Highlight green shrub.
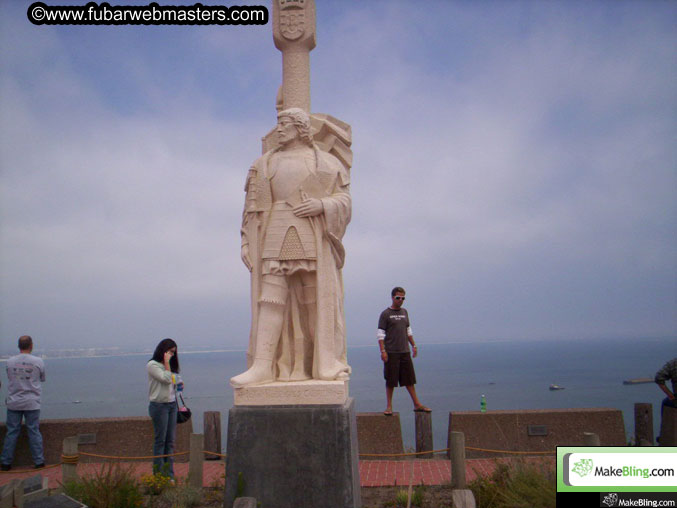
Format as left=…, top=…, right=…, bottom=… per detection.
left=392, top=485, right=425, bottom=507
left=469, top=460, right=555, bottom=508
left=411, top=485, right=425, bottom=506
left=140, top=471, right=174, bottom=496
left=159, top=484, right=203, bottom=508
left=62, top=462, right=144, bottom=508
left=203, top=470, right=226, bottom=505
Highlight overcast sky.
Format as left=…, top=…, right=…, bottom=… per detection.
left=1, top=0, right=675, bottom=352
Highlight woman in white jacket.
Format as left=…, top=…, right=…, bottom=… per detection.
left=147, top=338, right=183, bottom=477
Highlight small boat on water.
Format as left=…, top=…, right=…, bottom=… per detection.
left=549, top=384, right=565, bottom=391
left=73, top=400, right=82, bottom=404
left=623, top=378, right=653, bottom=385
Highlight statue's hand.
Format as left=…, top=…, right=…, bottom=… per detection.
left=241, top=244, right=253, bottom=272
left=293, top=198, right=323, bottom=218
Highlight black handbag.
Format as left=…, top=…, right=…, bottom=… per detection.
left=176, top=392, right=191, bottom=424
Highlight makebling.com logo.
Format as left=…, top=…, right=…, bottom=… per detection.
left=571, top=460, right=619, bottom=507
left=572, top=458, right=594, bottom=477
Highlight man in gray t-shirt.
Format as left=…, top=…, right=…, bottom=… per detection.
left=377, top=287, right=430, bottom=416
left=1, top=335, right=46, bottom=470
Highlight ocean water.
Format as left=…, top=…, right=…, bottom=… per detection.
left=1, top=337, right=674, bottom=450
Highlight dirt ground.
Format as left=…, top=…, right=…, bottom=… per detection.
left=195, top=485, right=456, bottom=507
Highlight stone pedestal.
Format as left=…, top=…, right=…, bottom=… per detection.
left=233, top=379, right=349, bottom=406
left=224, top=397, right=361, bottom=508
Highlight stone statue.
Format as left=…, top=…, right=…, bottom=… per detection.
left=230, top=107, right=351, bottom=388
left=224, top=4, right=361, bottom=506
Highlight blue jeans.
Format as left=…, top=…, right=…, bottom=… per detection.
left=1, top=409, right=44, bottom=466
left=148, top=401, right=177, bottom=476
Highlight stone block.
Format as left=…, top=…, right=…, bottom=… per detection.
left=0, top=481, right=17, bottom=508
left=415, top=411, right=433, bottom=459
left=203, top=411, right=222, bottom=460
left=22, top=475, right=43, bottom=494
left=233, top=498, right=257, bottom=508
left=23, top=476, right=49, bottom=505
left=225, top=398, right=361, bottom=508
left=447, top=408, right=625, bottom=459
left=452, top=489, right=476, bottom=508
left=24, top=494, right=86, bottom=508
left=356, top=412, right=404, bottom=460
left=634, top=402, right=653, bottom=445
left=23, top=483, right=49, bottom=505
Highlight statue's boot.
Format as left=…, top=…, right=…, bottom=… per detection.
left=230, top=301, right=284, bottom=388
left=229, top=357, right=274, bottom=388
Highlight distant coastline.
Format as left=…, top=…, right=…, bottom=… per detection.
left=1, top=335, right=672, bottom=361
left=0, top=338, right=586, bottom=361
left=0, top=347, right=248, bottom=362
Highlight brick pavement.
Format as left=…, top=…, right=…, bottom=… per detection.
left=359, top=459, right=451, bottom=487
left=358, top=456, right=554, bottom=486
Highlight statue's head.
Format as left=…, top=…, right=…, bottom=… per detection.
left=277, top=107, right=313, bottom=145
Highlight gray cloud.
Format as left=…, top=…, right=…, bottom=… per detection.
left=1, top=1, right=675, bottom=351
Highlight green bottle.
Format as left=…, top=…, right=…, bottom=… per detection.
left=480, top=394, right=487, bottom=413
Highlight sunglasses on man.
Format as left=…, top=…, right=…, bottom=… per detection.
left=394, top=296, right=405, bottom=301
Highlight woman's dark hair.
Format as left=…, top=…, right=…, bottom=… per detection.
left=151, top=338, right=180, bottom=373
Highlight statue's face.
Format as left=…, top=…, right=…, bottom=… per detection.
left=277, top=116, right=300, bottom=145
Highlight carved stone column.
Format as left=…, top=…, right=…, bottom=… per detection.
left=272, top=0, right=316, bottom=112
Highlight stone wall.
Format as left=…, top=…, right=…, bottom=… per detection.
left=1, top=407, right=635, bottom=466
left=447, top=408, right=626, bottom=459
left=0, top=417, right=193, bottom=467
left=0, top=412, right=400, bottom=467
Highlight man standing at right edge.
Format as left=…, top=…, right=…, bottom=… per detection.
left=654, top=357, right=677, bottom=443
left=378, top=287, right=430, bottom=416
